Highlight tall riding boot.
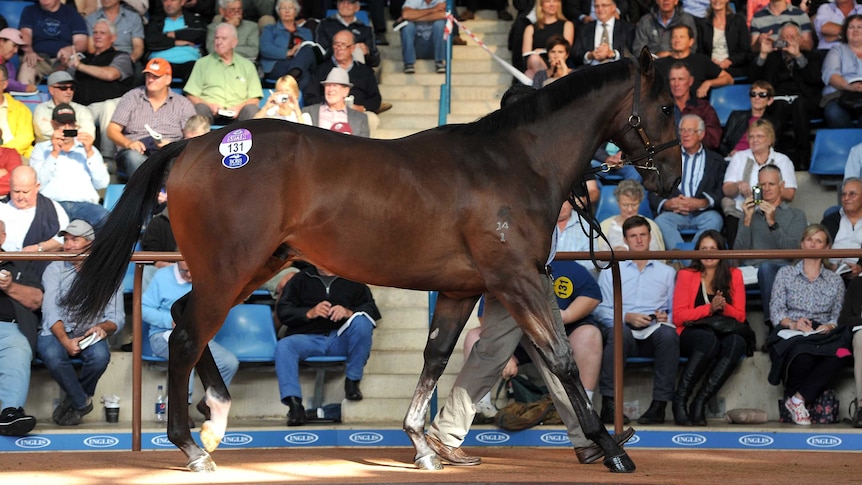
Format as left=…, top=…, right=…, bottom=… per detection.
left=672, top=351, right=711, bottom=426
left=689, top=356, right=738, bottom=426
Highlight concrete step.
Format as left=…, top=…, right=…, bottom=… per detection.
left=382, top=31, right=509, bottom=48
left=379, top=84, right=505, bottom=101
left=365, top=350, right=467, bottom=375
left=375, top=113, right=484, bottom=130
left=369, top=286, right=427, bottom=309
left=373, top=127, right=424, bottom=140
left=379, top=43, right=509, bottom=60
left=381, top=58, right=508, bottom=74
left=378, top=307, right=431, bottom=329
left=382, top=71, right=512, bottom=86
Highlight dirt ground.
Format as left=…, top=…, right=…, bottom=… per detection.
left=2, top=447, right=861, bottom=485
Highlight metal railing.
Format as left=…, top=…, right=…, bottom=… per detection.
left=11, top=247, right=859, bottom=449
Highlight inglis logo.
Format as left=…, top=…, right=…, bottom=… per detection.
left=284, top=432, right=319, bottom=445
left=222, top=153, right=249, bottom=169
left=671, top=433, right=707, bottom=446
left=626, top=434, right=641, bottom=445
left=220, top=433, right=253, bottom=446
left=150, top=435, right=174, bottom=447
left=14, top=436, right=50, bottom=449
left=539, top=432, right=570, bottom=445
left=349, top=432, right=383, bottom=444
left=739, top=435, right=774, bottom=447
left=475, top=432, right=510, bottom=444
left=84, top=436, right=120, bottom=448
left=806, top=435, right=842, bottom=448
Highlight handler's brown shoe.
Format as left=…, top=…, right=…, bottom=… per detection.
left=574, top=427, right=635, bottom=464
left=426, top=435, right=481, bottom=466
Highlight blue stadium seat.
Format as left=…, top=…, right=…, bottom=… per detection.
left=809, top=129, right=862, bottom=177
left=213, top=304, right=278, bottom=362
left=102, top=183, right=125, bottom=211
left=140, top=319, right=168, bottom=362
left=823, top=205, right=840, bottom=219
left=708, top=84, right=751, bottom=127
left=593, top=184, right=652, bottom=222
left=0, top=1, right=30, bottom=28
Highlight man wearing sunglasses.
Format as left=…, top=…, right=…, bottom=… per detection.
left=32, top=71, right=96, bottom=145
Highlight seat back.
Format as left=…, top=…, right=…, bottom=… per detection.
left=809, top=129, right=862, bottom=176
left=593, top=184, right=652, bottom=222
left=0, top=1, right=30, bottom=28
left=708, top=84, right=752, bottom=126
left=213, top=304, right=278, bottom=362
left=102, top=183, right=125, bottom=211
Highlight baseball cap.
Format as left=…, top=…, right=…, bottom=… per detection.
left=52, top=103, right=77, bottom=124
left=59, top=220, right=95, bottom=241
left=47, top=71, right=76, bottom=87
left=330, top=122, right=352, bottom=134
left=143, top=58, right=172, bottom=77
left=0, top=28, right=24, bottom=45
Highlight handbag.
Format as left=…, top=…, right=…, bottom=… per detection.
left=838, top=90, right=862, bottom=113
left=778, top=389, right=840, bottom=424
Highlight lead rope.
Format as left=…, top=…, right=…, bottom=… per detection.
left=566, top=179, right=616, bottom=272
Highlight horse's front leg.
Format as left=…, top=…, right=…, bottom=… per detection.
left=403, top=293, right=478, bottom=471
left=500, top=276, right=635, bottom=473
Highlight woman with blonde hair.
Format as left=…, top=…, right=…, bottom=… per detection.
left=598, top=180, right=665, bottom=252
left=522, top=0, right=574, bottom=81
left=254, top=75, right=311, bottom=125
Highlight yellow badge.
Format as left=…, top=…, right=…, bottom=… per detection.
left=554, top=276, right=573, bottom=299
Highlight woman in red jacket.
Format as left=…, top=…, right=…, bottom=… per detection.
left=672, top=230, right=747, bottom=425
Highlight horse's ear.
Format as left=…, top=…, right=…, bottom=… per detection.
left=638, top=47, right=654, bottom=73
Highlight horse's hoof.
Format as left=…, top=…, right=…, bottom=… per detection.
left=199, top=421, right=223, bottom=453
left=603, top=453, right=636, bottom=473
left=187, top=454, right=217, bottom=473
left=414, top=453, right=443, bottom=471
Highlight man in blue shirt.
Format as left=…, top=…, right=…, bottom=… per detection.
left=595, top=216, right=679, bottom=425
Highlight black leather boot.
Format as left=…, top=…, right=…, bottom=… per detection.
left=285, top=396, right=306, bottom=426
left=345, top=378, right=363, bottom=401
left=637, top=400, right=667, bottom=424
left=600, top=396, right=630, bottom=425
left=690, top=356, right=738, bottom=426
left=672, top=351, right=711, bottom=426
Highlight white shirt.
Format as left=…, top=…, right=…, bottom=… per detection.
left=0, top=199, right=70, bottom=251
left=29, top=140, right=110, bottom=204
left=585, top=18, right=620, bottom=65
left=723, top=147, right=797, bottom=210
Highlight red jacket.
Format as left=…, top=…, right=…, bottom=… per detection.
left=673, top=267, right=746, bottom=335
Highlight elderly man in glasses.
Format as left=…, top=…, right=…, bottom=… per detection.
left=33, top=71, right=96, bottom=146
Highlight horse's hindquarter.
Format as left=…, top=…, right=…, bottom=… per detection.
left=168, top=123, right=555, bottom=293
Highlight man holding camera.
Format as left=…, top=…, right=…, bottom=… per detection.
left=33, top=72, right=96, bottom=146
left=733, top=165, right=807, bottom=319
left=28, top=104, right=110, bottom=231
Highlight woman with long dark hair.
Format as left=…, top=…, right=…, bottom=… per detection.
left=672, top=230, right=748, bottom=425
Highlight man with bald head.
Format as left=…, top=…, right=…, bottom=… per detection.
left=0, top=166, right=70, bottom=268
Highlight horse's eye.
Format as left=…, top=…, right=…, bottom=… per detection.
left=660, top=105, right=673, bottom=117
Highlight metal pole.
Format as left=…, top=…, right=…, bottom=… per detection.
left=611, top=263, right=623, bottom=435
left=132, top=263, right=143, bottom=451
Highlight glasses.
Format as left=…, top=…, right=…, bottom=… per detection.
left=749, top=91, right=770, bottom=98
left=224, top=7, right=242, bottom=13
left=841, top=191, right=860, bottom=198
left=619, top=202, right=640, bottom=209
left=679, top=128, right=702, bottom=135
left=332, top=42, right=354, bottom=49
left=53, top=85, right=75, bottom=91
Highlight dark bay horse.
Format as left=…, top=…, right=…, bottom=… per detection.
left=63, top=49, right=680, bottom=474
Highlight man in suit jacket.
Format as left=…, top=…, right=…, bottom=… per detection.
left=648, top=114, right=725, bottom=250
left=301, top=67, right=370, bottom=137
left=571, top=0, right=634, bottom=67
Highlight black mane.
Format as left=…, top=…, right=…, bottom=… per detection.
left=454, top=58, right=637, bottom=137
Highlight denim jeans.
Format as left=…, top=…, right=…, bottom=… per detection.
left=758, top=261, right=787, bottom=318
left=654, top=209, right=723, bottom=250
left=115, top=148, right=148, bottom=178
left=824, top=99, right=862, bottom=128
left=0, top=322, right=32, bottom=409
left=274, top=313, right=375, bottom=402
left=58, top=201, right=110, bottom=232
left=267, top=45, right=319, bottom=92
left=37, top=333, right=111, bottom=410
left=149, top=332, right=239, bottom=403
left=400, top=20, right=446, bottom=64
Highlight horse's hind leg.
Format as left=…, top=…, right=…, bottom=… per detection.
left=499, top=276, right=635, bottom=473
left=194, top=344, right=232, bottom=454
left=403, top=293, right=478, bottom=470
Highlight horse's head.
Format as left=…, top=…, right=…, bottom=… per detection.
left=612, top=48, right=682, bottom=197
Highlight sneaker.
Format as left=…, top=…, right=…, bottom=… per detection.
left=435, top=61, right=446, bottom=74
left=403, top=63, right=415, bottom=74
left=0, top=407, right=37, bottom=436
left=475, top=393, right=497, bottom=419
left=784, top=398, right=811, bottom=425
left=57, top=399, right=94, bottom=426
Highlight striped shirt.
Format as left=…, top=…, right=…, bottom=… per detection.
left=750, top=5, right=812, bottom=38
left=110, top=87, right=196, bottom=144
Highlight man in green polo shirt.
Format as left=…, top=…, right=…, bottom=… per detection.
left=183, top=22, right=262, bottom=125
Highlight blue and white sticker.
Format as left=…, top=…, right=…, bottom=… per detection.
left=220, top=128, right=252, bottom=169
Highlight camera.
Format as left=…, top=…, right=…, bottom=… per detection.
left=774, top=40, right=788, bottom=49
left=276, top=94, right=290, bottom=104
left=63, top=129, right=78, bottom=138
left=752, top=185, right=763, bottom=205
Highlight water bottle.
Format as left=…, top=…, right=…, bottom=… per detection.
left=155, top=385, right=166, bottom=423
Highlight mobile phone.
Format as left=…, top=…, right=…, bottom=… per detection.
left=752, top=185, right=763, bottom=205
left=774, top=40, right=788, bottom=50
left=63, top=129, right=78, bottom=138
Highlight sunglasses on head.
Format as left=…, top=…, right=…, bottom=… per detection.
left=749, top=91, right=770, bottom=98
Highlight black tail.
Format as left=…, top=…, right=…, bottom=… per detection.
left=61, top=139, right=191, bottom=323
